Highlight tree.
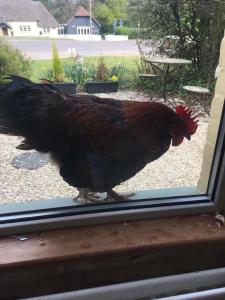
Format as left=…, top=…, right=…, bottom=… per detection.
left=133, top=0, right=225, bottom=83
left=52, top=42, right=64, bottom=82
left=106, top=0, right=128, bottom=21
left=93, top=3, right=114, bottom=33
left=92, top=0, right=128, bottom=33
left=37, top=0, right=86, bottom=23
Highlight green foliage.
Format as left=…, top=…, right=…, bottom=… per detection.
left=116, top=27, right=138, bottom=39
left=96, top=57, right=109, bottom=81
left=0, top=38, right=31, bottom=77
left=52, top=42, right=64, bottom=82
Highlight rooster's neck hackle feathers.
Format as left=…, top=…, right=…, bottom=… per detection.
left=123, top=102, right=175, bottom=122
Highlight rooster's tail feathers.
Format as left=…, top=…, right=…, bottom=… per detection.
left=0, top=75, right=66, bottom=150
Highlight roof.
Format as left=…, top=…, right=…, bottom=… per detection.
left=75, top=6, right=90, bottom=17
left=0, top=0, right=59, bottom=27
left=67, top=6, right=101, bottom=27
left=0, top=22, right=12, bottom=29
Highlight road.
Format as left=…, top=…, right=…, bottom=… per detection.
left=8, top=39, right=139, bottom=60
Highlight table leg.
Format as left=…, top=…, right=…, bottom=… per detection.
left=162, top=64, right=170, bottom=102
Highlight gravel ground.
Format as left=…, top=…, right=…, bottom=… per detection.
left=0, top=91, right=209, bottom=204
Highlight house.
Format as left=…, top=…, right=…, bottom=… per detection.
left=0, top=2, right=102, bottom=40
left=0, top=0, right=59, bottom=37
left=66, top=6, right=101, bottom=37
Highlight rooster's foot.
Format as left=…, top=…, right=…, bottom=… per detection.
left=105, top=190, right=135, bottom=202
left=74, top=188, right=102, bottom=204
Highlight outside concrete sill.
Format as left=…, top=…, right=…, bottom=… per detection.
left=1, top=214, right=225, bottom=299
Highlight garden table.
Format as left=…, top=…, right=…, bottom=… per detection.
left=145, top=57, right=192, bottom=103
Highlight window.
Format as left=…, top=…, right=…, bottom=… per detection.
left=58, top=26, right=65, bottom=35
left=77, top=26, right=90, bottom=35
left=19, top=25, right=31, bottom=32
left=1, top=2, right=225, bottom=235
left=43, top=27, right=50, bottom=33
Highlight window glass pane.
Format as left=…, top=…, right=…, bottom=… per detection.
left=0, top=1, right=224, bottom=212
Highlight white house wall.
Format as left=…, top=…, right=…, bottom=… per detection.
left=42, top=27, right=59, bottom=38
left=8, top=21, right=40, bottom=36
left=7, top=21, right=59, bottom=37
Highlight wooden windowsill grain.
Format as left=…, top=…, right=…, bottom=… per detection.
left=1, top=214, right=225, bottom=299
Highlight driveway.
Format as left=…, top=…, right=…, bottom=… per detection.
left=8, top=38, right=139, bottom=60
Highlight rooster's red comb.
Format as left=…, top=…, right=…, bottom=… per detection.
left=176, top=105, right=198, bottom=135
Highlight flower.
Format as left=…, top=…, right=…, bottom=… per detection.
left=111, top=75, right=119, bottom=81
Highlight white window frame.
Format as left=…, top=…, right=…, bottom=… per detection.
left=58, top=27, right=65, bottom=35
left=43, top=27, right=50, bottom=33
left=19, top=25, right=31, bottom=32
left=77, top=26, right=90, bottom=35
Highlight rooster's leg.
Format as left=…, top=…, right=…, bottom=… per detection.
left=106, top=189, right=135, bottom=202
left=74, top=188, right=102, bottom=204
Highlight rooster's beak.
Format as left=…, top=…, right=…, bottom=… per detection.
left=185, top=134, right=191, bottom=141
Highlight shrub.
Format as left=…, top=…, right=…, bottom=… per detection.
left=43, top=68, right=54, bottom=81
left=86, top=63, right=97, bottom=81
left=96, top=57, right=109, bottom=81
left=64, top=63, right=87, bottom=88
left=52, top=42, right=64, bottom=81
left=109, top=63, right=128, bottom=88
left=64, top=61, right=97, bottom=90
left=0, top=38, right=31, bottom=77
left=115, top=27, right=138, bottom=39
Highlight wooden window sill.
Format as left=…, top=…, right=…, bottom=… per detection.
left=1, top=214, right=225, bottom=299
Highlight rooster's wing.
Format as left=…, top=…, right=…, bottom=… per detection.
left=59, top=95, right=171, bottom=192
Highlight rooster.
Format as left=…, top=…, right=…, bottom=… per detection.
left=0, top=76, right=198, bottom=203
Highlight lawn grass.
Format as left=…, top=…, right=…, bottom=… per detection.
left=30, top=56, right=139, bottom=82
